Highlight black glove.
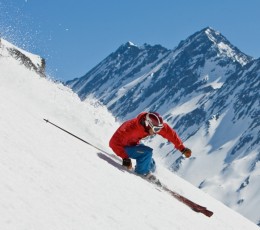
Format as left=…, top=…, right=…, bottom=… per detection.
left=181, top=147, right=192, bottom=158
left=122, top=158, right=132, bottom=169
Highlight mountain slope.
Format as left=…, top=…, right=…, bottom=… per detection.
left=67, top=41, right=172, bottom=117
left=0, top=40, right=259, bottom=229
left=66, top=27, right=260, bottom=225
left=0, top=38, right=45, bottom=77
left=67, top=27, right=252, bottom=119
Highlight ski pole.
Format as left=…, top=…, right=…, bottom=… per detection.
left=43, top=118, right=109, bottom=154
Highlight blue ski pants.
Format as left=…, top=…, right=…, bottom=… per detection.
left=125, top=144, right=156, bottom=175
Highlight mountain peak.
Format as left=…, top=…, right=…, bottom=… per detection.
left=114, top=41, right=139, bottom=55
left=175, top=27, right=252, bottom=66
left=118, top=41, right=167, bottom=52
left=177, top=27, right=228, bottom=50
left=126, top=41, right=137, bottom=47
left=197, top=26, right=225, bottom=41
left=203, top=27, right=252, bottom=65
left=202, top=26, right=219, bottom=35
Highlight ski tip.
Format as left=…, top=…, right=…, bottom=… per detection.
left=43, top=118, right=49, bottom=123
left=193, top=207, right=214, bottom=217
left=204, top=210, right=214, bottom=217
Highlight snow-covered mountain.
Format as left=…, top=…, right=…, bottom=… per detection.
left=67, top=27, right=252, bottom=119
left=0, top=38, right=259, bottom=230
left=67, top=27, right=260, bottom=225
left=0, top=37, right=46, bottom=77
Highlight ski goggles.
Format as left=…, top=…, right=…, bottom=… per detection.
left=152, top=125, right=163, bottom=133
left=146, top=122, right=163, bottom=133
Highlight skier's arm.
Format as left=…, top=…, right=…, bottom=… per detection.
left=158, top=123, right=185, bottom=151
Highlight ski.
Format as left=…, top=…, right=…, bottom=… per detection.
left=139, top=173, right=213, bottom=217
left=160, top=184, right=213, bottom=217
left=97, top=152, right=214, bottom=217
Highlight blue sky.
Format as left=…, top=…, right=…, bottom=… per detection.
left=1, top=0, right=260, bottom=81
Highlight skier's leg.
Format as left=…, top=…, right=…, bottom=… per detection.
left=125, top=145, right=156, bottom=175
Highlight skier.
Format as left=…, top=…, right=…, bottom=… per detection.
left=109, top=112, right=191, bottom=178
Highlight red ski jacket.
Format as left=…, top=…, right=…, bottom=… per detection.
left=109, top=112, right=185, bottom=159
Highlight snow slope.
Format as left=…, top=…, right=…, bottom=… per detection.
left=66, top=27, right=260, bottom=225
left=0, top=42, right=259, bottom=229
